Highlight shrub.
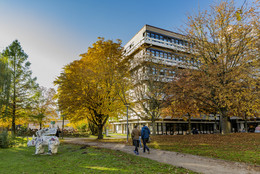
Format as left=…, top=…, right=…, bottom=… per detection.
left=17, top=126, right=29, bottom=136
left=0, top=131, right=10, bottom=148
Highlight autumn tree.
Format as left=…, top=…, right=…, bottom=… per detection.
left=55, top=38, right=125, bottom=139
left=2, top=40, right=38, bottom=134
left=129, top=52, right=168, bottom=135
left=174, top=0, right=260, bottom=133
left=30, top=87, right=57, bottom=129
left=164, top=70, right=201, bottom=134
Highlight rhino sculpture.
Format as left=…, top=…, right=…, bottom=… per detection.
left=27, top=128, right=60, bottom=155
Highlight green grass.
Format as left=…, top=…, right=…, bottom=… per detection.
left=92, top=133, right=260, bottom=165
left=0, top=143, right=196, bottom=174
left=144, top=133, right=260, bottom=165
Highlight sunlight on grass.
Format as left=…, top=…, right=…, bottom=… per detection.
left=84, top=166, right=124, bottom=172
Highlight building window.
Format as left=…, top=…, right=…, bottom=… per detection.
left=152, top=68, right=157, bottom=74
left=164, top=53, right=167, bottom=58
left=146, top=49, right=151, bottom=55
left=160, top=69, right=165, bottom=76
left=156, top=34, right=159, bottom=39
left=175, top=55, right=179, bottom=61
left=168, top=54, right=172, bottom=59
left=160, top=35, right=163, bottom=40
left=147, top=32, right=150, bottom=37
left=168, top=70, right=175, bottom=76
left=160, top=52, right=163, bottom=58
left=156, top=51, right=159, bottom=57
left=151, top=50, right=155, bottom=56
left=151, top=33, right=155, bottom=38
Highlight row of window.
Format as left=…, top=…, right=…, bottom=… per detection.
left=145, top=31, right=188, bottom=46
left=147, top=48, right=194, bottom=64
left=151, top=68, right=175, bottom=76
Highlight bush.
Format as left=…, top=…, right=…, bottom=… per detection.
left=0, top=131, right=24, bottom=148
left=17, top=126, right=29, bottom=136
left=0, top=131, right=10, bottom=148
left=77, top=123, right=87, bottom=133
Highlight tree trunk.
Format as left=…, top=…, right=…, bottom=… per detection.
left=188, top=113, right=191, bottom=135
left=12, top=56, right=16, bottom=136
left=221, top=109, right=231, bottom=134
left=12, top=102, right=16, bottom=135
left=97, top=125, right=103, bottom=139
left=151, top=114, right=156, bottom=135
left=244, top=113, right=248, bottom=133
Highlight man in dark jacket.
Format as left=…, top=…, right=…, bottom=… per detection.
left=131, top=125, right=141, bottom=155
left=141, top=124, right=150, bottom=154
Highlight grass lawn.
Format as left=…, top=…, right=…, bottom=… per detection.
left=89, top=133, right=260, bottom=165
left=0, top=143, right=196, bottom=174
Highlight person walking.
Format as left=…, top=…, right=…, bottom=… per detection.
left=56, top=127, right=61, bottom=137
left=131, top=125, right=141, bottom=155
left=141, top=124, right=150, bottom=154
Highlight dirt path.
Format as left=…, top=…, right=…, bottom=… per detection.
left=63, top=138, right=259, bottom=174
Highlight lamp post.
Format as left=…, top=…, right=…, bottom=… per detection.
left=62, top=114, right=65, bottom=139
left=125, top=103, right=130, bottom=142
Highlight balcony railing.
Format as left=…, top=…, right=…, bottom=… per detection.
left=144, top=37, right=186, bottom=52
left=124, top=36, right=187, bottom=56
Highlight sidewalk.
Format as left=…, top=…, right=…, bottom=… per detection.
left=63, top=138, right=260, bottom=174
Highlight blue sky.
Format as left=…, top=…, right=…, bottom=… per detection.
left=0, top=0, right=250, bottom=89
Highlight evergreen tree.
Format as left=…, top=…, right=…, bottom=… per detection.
left=0, top=55, right=11, bottom=119
left=2, top=40, right=38, bottom=135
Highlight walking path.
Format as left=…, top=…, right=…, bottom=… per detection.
left=63, top=138, right=260, bottom=174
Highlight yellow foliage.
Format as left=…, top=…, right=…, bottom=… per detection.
left=55, top=38, right=127, bottom=137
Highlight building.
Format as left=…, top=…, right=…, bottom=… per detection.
left=110, top=24, right=259, bottom=135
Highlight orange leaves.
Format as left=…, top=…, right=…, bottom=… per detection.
left=148, top=133, right=260, bottom=164
left=176, top=0, right=260, bottom=125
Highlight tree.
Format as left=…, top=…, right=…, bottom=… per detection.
left=2, top=40, right=38, bottom=135
left=55, top=38, right=125, bottom=139
left=129, top=54, right=168, bottom=135
left=0, top=55, right=11, bottom=119
left=176, top=0, right=260, bottom=134
left=30, top=87, right=57, bottom=129
left=164, top=70, right=201, bottom=134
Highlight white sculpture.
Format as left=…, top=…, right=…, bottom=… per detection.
left=27, top=128, right=60, bottom=155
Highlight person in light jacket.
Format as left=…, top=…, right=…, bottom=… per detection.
left=131, top=125, right=141, bottom=155
left=141, top=124, right=150, bottom=154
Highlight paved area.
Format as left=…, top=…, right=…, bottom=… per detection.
left=63, top=138, right=260, bottom=174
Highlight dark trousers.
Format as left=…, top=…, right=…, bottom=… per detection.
left=133, top=140, right=139, bottom=152
left=142, top=138, right=149, bottom=152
